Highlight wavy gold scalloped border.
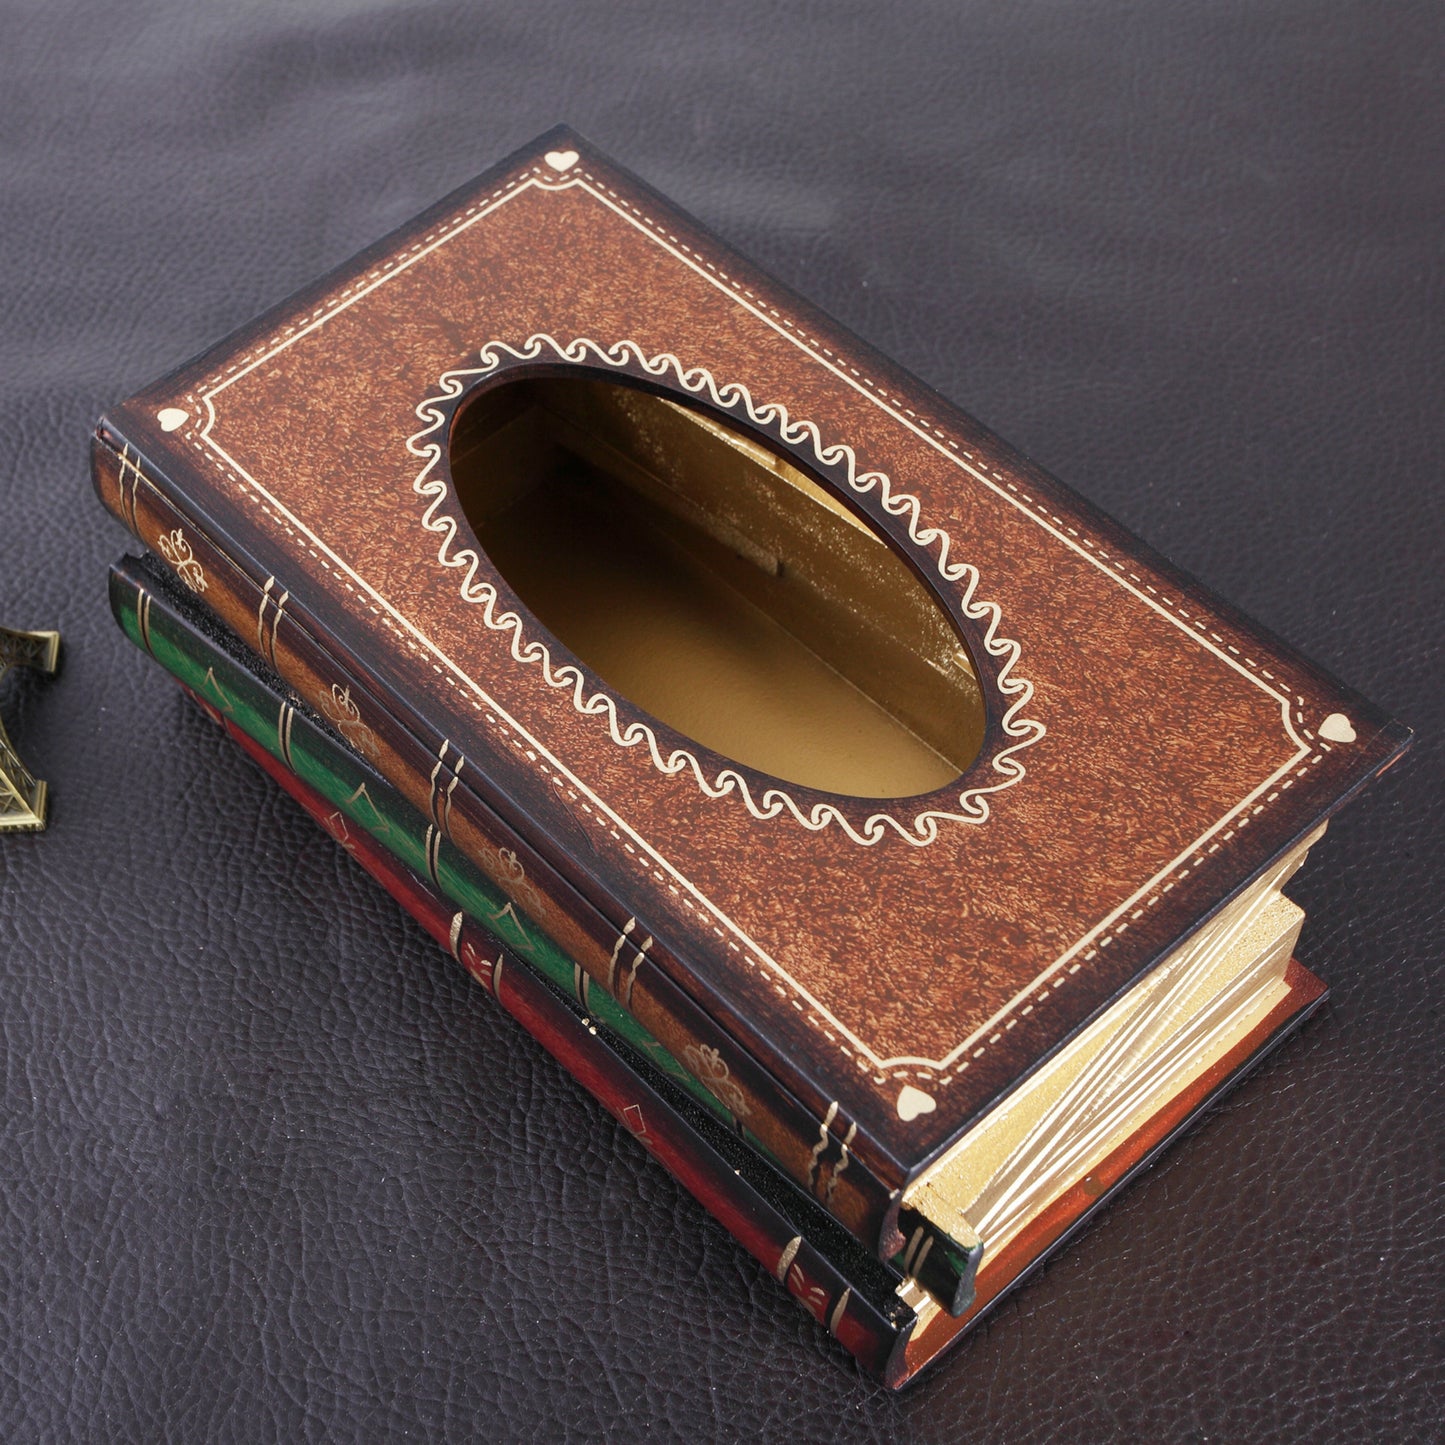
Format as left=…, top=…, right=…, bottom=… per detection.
left=406, top=335, right=1046, bottom=847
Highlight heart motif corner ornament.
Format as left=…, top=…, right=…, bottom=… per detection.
left=897, top=1084, right=937, bottom=1122
left=544, top=149, right=579, bottom=173
left=1319, top=712, right=1356, bottom=744
left=156, top=407, right=189, bottom=432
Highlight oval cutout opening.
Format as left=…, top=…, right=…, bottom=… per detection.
left=449, top=374, right=984, bottom=799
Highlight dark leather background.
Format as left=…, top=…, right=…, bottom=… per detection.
left=1, top=3, right=1439, bottom=1439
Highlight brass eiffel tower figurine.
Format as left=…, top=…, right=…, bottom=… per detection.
left=0, top=626, right=60, bottom=832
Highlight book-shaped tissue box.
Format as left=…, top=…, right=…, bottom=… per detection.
left=94, top=128, right=1409, bottom=1385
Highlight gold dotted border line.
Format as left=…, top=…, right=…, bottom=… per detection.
left=177, top=159, right=1335, bottom=1092
left=199, top=173, right=532, bottom=393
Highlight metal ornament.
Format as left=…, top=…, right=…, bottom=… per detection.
left=0, top=626, right=60, bottom=832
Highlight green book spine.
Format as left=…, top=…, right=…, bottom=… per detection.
left=111, top=556, right=720, bottom=1117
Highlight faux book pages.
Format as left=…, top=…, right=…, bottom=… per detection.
left=93, top=128, right=1409, bottom=1310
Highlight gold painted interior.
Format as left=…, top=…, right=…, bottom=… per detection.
left=904, top=827, right=1323, bottom=1275
left=449, top=376, right=985, bottom=798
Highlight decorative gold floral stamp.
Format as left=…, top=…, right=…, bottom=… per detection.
left=319, top=683, right=380, bottom=760
left=684, top=1043, right=751, bottom=1120
left=156, top=527, right=207, bottom=593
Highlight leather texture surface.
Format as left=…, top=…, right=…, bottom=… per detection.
left=1, top=3, right=1439, bottom=1439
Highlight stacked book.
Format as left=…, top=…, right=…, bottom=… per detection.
left=94, top=131, right=1408, bottom=1387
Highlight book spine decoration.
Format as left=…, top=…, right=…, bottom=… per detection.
left=94, top=430, right=902, bottom=1254
left=111, top=549, right=971, bottom=1320
left=108, top=558, right=916, bottom=1384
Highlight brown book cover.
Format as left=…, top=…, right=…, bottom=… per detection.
left=92, top=128, right=1409, bottom=1274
